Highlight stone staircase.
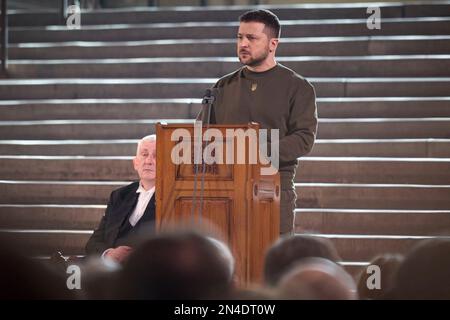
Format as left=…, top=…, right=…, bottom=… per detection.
left=1, top=1, right=450, bottom=278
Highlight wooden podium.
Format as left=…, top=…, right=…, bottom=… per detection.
left=155, top=123, right=280, bottom=284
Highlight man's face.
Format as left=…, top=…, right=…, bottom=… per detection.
left=237, top=21, right=271, bottom=67
left=133, top=139, right=156, bottom=182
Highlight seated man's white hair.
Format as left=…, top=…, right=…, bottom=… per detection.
left=136, top=134, right=156, bottom=155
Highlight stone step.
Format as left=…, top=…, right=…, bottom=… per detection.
left=0, top=229, right=91, bottom=256
left=0, top=204, right=104, bottom=229
left=4, top=205, right=447, bottom=238
left=0, top=100, right=200, bottom=120
left=8, top=56, right=450, bottom=78
left=0, top=156, right=135, bottom=181
left=296, top=183, right=450, bottom=210
left=296, top=158, right=450, bottom=184
left=10, top=36, right=450, bottom=59
left=1, top=118, right=450, bottom=139
left=318, top=118, right=450, bottom=139
left=295, top=209, right=450, bottom=236
left=1, top=181, right=450, bottom=210
left=0, top=180, right=125, bottom=205
left=1, top=156, right=450, bottom=185
left=2, top=98, right=450, bottom=120
left=0, top=119, right=178, bottom=139
left=309, top=234, right=450, bottom=261
left=0, top=79, right=215, bottom=100
left=9, top=3, right=450, bottom=27
left=403, top=2, right=450, bottom=18
left=9, top=18, right=450, bottom=43
left=2, top=139, right=450, bottom=158
left=316, top=97, right=450, bottom=118
left=0, top=139, right=140, bottom=156
left=1, top=229, right=446, bottom=261
left=0, top=78, right=449, bottom=100
left=0, top=203, right=440, bottom=234
left=312, top=139, right=450, bottom=158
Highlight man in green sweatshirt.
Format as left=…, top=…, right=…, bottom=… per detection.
left=199, top=9, right=318, bottom=235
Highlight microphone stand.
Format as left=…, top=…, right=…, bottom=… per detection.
left=191, top=89, right=215, bottom=224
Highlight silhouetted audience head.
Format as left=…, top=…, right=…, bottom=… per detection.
left=388, top=238, right=450, bottom=299
left=207, top=236, right=235, bottom=283
left=264, top=234, right=341, bottom=286
left=230, top=286, right=277, bottom=300
left=0, top=240, right=75, bottom=299
left=357, top=254, right=403, bottom=300
left=276, top=257, right=357, bottom=300
left=116, top=231, right=234, bottom=299
left=78, top=256, right=121, bottom=299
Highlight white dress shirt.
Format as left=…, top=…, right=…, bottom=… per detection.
left=129, top=184, right=155, bottom=227
left=102, top=183, right=155, bottom=261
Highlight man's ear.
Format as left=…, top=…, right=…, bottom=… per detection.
left=270, top=38, right=279, bottom=52
left=132, top=157, right=138, bottom=171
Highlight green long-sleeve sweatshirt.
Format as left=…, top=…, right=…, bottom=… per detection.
left=199, top=63, right=318, bottom=188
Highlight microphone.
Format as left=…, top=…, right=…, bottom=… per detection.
left=202, top=88, right=218, bottom=104
left=202, top=88, right=218, bottom=125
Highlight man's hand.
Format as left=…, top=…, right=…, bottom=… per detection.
left=104, top=246, right=132, bottom=264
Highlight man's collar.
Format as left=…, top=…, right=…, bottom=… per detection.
left=136, top=182, right=155, bottom=194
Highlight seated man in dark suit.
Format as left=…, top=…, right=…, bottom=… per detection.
left=85, top=134, right=157, bottom=264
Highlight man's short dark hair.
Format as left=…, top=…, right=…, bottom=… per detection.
left=239, top=9, right=281, bottom=39
left=264, top=234, right=341, bottom=286
left=116, top=231, right=233, bottom=299
left=388, top=238, right=450, bottom=299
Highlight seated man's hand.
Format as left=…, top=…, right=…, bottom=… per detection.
left=104, top=246, right=132, bottom=264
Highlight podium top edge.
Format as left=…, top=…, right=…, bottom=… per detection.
left=156, top=122, right=261, bottom=129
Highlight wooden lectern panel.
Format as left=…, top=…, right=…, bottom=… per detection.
left=174, top=197, right=232, bottom=241
left=155, top=123, right=280, bottom=285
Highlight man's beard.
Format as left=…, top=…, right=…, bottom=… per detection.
left=239, top=49, right=269, bottom=67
